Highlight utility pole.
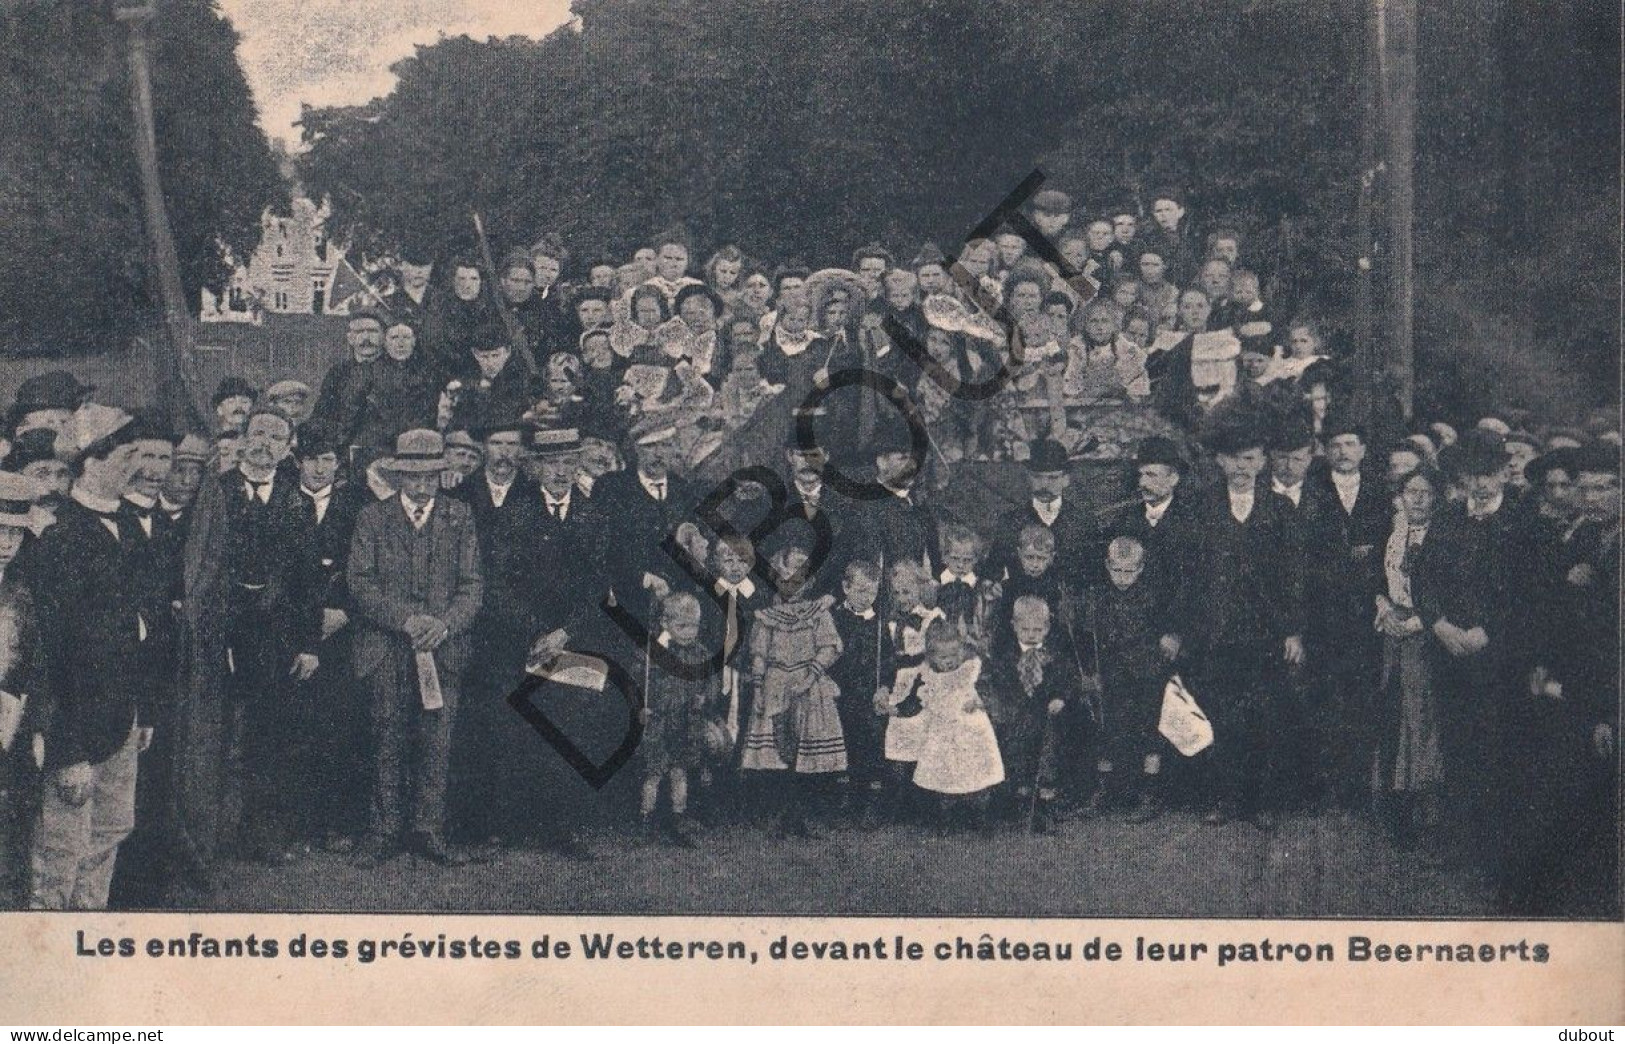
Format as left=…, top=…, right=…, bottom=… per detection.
left=1351, top=0, right=1380, bottom=429
left=1376, top=0, right=1417, bottom=421
left=116, top=1, right=207, bottom=432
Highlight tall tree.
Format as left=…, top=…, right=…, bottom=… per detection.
left=299, top=0, right=1616, bottom=417
left=0, top=0, right=283, bottom=356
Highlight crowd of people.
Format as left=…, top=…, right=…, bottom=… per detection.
left=0, top=187, right=1616, bottom=916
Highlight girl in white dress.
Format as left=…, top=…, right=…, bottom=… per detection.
left=887, top=619, right=1004, bottom=831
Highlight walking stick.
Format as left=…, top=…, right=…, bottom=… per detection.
left=1026, top=732, right=1046, bottom=833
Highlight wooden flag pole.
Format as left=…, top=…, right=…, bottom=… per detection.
left=116, top=3, right=208, bottom=433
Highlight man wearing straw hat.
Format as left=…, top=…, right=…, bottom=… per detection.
left=460, top=426, right=603, bottom=856
left=348, top=429, right=483, bottom=866
left=22, top=406, right=151, bottom=909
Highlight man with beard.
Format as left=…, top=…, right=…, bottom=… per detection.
left=469, top=427, right=605, bottom=856
left=1106, top=435, right=1202, bottom=672
left=997, top=438, right=1099, bottom=594
left=1187, top=415, right=1306, bottom=829
left=852, top=420, right=936, bottom=577
left=311, top=310, right=385, bottom=451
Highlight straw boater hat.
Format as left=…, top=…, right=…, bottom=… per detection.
left=0, top=472, right=46, bottom=528
left=527, top=426, right=582, bottom=457
left=382, top=429, right=446, bottom=473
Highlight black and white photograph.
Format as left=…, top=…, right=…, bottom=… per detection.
left=0, top=0, right=1617, bottom=936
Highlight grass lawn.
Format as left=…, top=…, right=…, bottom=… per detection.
left=177, top=808, right=1494, bottom=918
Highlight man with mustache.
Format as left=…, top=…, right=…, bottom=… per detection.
left=1105, top=435, right=1202, bottom=675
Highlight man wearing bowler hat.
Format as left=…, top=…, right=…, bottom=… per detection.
left=8, top=372, right=92, bottom=439
left=1186, top=414, right=1306, bottom=829
left=1410, top=429, right=1515, bottom=872
left=1105, top=435, right=1203, bottom=667
left=211, top=377, right=258, bottom=437
left=348, top=429, right=483, bottom=865
left=997, top=438, right=1099, bottom=592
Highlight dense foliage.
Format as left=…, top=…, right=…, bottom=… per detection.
left=299, top=0, right=1618, bottom=418
left=0, top=0, right=283, bottom=355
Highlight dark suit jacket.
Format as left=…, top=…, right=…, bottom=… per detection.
left=1302, top=468, right=1388, bottom=647
left=852, top=486, right=937, bottom=573
left=217, top=470, right=325, bottom=658
left=1104, top=492, right=1204, bottom=643
left=296, top=482, right=366, bottom=614
left=591, top=469, right=699, bottom=615
left=997, top=494, right=1101, bottom=590
left=347, top=495, right=484, bottom=680
left=453, top=469, right=540, bottom=538
left=311, top=357, right=377, bottom=450
left=487, top=486, right=608, bottom=648
left=447, top=362, right=535, bottom=432
left=21, top=499, right=146, bottom=768
left=1186, top=485, right=1306, bottom=650
left=1412, top=502, right=1514, bottom=643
